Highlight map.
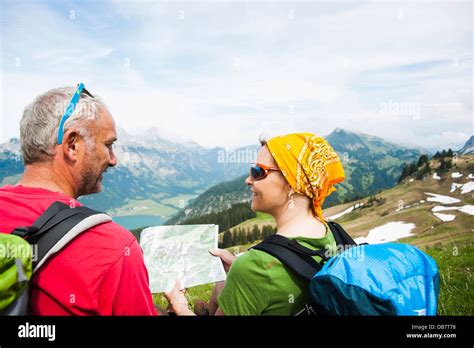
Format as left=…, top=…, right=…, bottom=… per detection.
left=140, top=224, right=227, bottom=293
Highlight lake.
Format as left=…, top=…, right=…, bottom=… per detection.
left=112, top=215, right=164, bottom=230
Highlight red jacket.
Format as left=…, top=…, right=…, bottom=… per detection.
left=0, top=185, right=157, bottom=316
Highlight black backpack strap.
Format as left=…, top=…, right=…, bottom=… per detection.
left=11, top=202, right=70, bottom=239
left=251, top=222, right=356, bottom=281
left=327, top=221, right=357, bottom=247
left=32, top=201, right=70, bottom=232
left=251, top=234, right=325, bottom=281
left=262, top=234, right=329, bottom=259
left=12, top=201, right=112, bottom=273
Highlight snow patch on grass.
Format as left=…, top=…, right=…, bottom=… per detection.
left=424, top=192, right=461, bottom=204
left=433, top=213, right=456, bottom=222
left=355, top=221, right=416, bottom=245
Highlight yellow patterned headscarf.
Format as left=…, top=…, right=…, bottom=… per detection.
left=266, top=133, right=345, bottom=222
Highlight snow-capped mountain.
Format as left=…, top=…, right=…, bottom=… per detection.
left=458, top=135, right=474, bottom=155
left=1, top=128, right=439, bottom=225
left=0, top=128, right=256, bottom=216
left=166, top=128, right=426, bottom=223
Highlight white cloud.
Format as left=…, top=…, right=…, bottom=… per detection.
left=1, top=0, right=472, bottom=151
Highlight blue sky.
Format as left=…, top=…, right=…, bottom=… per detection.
left=0, top=0, right=472, bottom=151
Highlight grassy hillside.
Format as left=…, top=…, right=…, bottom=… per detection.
left=325, top=155, right=472, bottom=240
left=230, top=155, right=472, bottom=241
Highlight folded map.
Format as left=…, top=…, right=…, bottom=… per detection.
left=140, top=224, right=227, bottom=293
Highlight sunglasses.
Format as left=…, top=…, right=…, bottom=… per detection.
left=57, top=83, right=94, bottom=145
left=250, top=162, right=281, bottom=181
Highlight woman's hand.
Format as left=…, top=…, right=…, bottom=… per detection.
left=209, top=248, right=237, bottom=273
left=164, top=280, right=195, bottom=316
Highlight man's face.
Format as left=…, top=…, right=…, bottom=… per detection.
left=77, top=109, right=118, bottom=196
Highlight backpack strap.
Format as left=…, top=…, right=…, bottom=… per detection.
left=251, top=234, right=326, bottom=281
left=12, top=201, right=112, bottom=273
left=327, top=221, right=357, bottom=247
left=250, top=222, right=357, bottom=281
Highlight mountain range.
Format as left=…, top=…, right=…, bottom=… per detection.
left=2, top=127, right=470, bottom=229
left=166, top=128, right=432, bottom=224
left=458, top=135, right=474, bottom=155
left=0, top=127, right=254, bottom=225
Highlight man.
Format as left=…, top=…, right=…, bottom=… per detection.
left=0, top=85, right=157, bottom=315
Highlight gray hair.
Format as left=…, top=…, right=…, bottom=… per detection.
left=20, top=86, right=108, bottom=165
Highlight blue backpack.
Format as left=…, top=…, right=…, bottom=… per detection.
left=252, top=222, right=440, bottom=316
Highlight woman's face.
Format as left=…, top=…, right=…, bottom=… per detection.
left=245, top=145, right=290, bottom=215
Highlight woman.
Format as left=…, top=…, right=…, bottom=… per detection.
left=165, top=133, right=345, bottom=315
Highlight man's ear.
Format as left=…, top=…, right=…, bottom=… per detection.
left=61, top=130, right=80, bottom=161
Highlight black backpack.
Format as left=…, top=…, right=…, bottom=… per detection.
left=0, top=201, right=111, bottom=315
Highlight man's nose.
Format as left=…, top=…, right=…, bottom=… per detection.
left=109, top=149, right=118, bottom=167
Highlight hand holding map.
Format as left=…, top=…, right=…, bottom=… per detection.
left=208, top=248, right=237, bottom=272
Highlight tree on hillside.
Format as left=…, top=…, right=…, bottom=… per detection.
left=233, top=228, right=241, bottom=245
left=179, top=202, right=256, bottom=233
left=231, top=230, right=239, bottom=246
left=241, top=228, right=248, bottom=244
left=417, top=154, right=429, bottom=167
left=415, top=162, right=431, bottom=180
left=398, top=165, right=409, bottom=183
left=398, top=161, right=418, bottom=183
left=433, top=149, right=454, bottom=160
left=251, top=225, right=260, bottom=242
left=245, top=229, right=252, bottom=244
left=439, top=158, right=453, bottom=173
left=262, top=225, right=274, bottom=239
left=222, top=230, right=233, bottom=248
